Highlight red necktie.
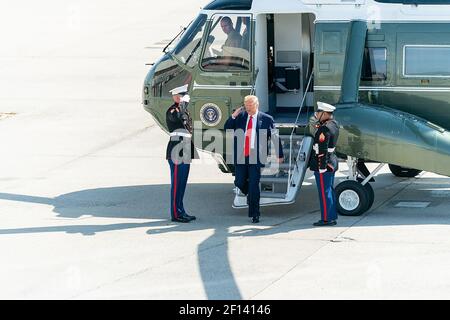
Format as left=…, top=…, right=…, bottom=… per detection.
left=244, top=115, right=253, bottom=157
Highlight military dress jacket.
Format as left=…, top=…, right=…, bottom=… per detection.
left=309, top=119, right=340, bottom=173
left=165, top=102, right=199, bottom=163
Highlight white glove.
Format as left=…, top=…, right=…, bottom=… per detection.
left=181, top=94, right=190, bottom=103
left=319, top=169, right=327, bottom=174
left=313, top=144, right=319, bottom=154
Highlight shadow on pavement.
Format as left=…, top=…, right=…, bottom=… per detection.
left=0, top=172, right=448, bottom=299
left=0, top=182, right=318, bottom=299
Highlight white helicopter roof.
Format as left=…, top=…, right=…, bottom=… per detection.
left=202, top=0, right=450, bottom=22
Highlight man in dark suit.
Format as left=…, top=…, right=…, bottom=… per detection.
left=225, top=95, right=284, bottom=223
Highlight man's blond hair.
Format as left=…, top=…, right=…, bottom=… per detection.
left=244, top=95, right=259, bottom=107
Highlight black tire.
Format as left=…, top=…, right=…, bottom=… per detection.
left=389, top=164, right=422, bottom=178
left=357, top=178, right=375, bottom=211
left=336, top=180, right=370, bottom=216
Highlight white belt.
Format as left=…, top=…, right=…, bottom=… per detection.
left=313, top=144, right=335, bottom=154
left=170, top=132, right=192, bottom=138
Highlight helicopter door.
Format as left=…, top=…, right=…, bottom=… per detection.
left=192, top=13, right=253, bottom=131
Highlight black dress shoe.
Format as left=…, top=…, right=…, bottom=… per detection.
left=171, top=216, right=190, bottom=223
left=184, top=214, right=196, bottom=221
left=252, top=217, right=260, bottom=224
left=313, top=220, right=337, bottom=227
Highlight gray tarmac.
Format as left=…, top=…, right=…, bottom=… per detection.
left=1, top=1, right=450, bottom=300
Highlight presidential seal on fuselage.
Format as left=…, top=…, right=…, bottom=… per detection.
left=200, top=103, right=222, bottom=127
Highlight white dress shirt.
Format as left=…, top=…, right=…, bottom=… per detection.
left=245, top=111, right=258, bottom=149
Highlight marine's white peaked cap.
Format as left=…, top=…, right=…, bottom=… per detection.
left=169, top=84, right=189, bottom=95
left=317, top=101, right=336, bottom=112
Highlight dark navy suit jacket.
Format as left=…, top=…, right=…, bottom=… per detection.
left=224, top=111, right=284, bottom=166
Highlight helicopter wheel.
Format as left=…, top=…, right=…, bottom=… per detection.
left=357, top=177, right=375, bottom=211
left=336, top=180, right=370, bottom=216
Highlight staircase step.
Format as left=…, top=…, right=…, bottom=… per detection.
left=282, top=147, right=301, bottom=154
left=266, top=163, right=295, bottom=170
left=260, top=192, right=287, bottom=199
left=279, top=135, right=304, bottom=141
left=267, top=145, right=298, bottom=153
left=275, top=123, right=303, bottom=129
left=279, top=163, right=296, bottom=170
left=260, top=176, right=289, bottom=184
left=277, top=126, right=309, bottom=136
left=282, top=143, right=302, bottom=151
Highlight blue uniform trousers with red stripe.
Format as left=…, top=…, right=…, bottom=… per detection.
left=314, top=171, right=337, bottom=222
left=168, top=159, right=190, bottom=219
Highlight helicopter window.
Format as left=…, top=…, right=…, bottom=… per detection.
left=361, top=47, right=387, bottom=81
left=404, top=45, right=450, bottom=77
left=201, top=15, right=251, bottom=71
left=172, top=14, right=207, bottom=68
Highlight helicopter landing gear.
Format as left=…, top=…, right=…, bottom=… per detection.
left=336, top=157, right=384, bottom=216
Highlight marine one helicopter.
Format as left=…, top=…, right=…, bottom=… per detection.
left=142, top=0, right=450, bottom=216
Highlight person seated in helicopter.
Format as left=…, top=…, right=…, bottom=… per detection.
left=220, top=17, right=242, bottom=49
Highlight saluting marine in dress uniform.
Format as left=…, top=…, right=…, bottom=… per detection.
left=309, top=102, right=340, bottom=227
left=166, top=84, right=198, bottom=223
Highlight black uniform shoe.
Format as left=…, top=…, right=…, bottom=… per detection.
left=313, top=220, right=337, bottom=227
left=171, top=216, right=191, bottom=223
left=184, top=214, right=196, bottom=221
left=252, top=217, right=260, bottom=224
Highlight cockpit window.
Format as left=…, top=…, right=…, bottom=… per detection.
left=172, top=14, right=208, bottom=68
left=201, top=14, right=251, bottom=71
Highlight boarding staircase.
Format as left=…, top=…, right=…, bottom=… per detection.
left=233, top=72, right=315, bottom=208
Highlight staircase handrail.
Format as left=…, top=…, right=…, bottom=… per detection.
left=287, top=70, right=314, bottom=188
